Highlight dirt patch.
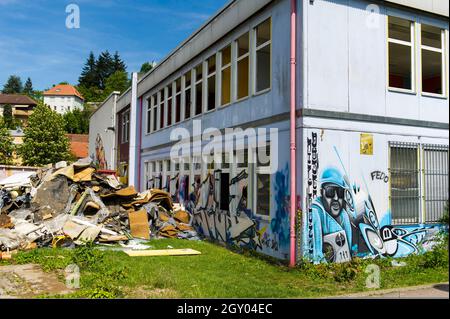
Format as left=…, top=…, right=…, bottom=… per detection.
left=0, top=264, right=73, bottom=298
left=125, top=286, right=180, bottom=298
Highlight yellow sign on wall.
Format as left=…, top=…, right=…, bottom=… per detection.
left=360, top=133, right=373, bottom=155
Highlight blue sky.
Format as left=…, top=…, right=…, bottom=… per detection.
left=0, top=0, right=227, bottom=91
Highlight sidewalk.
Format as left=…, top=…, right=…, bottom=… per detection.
left=334, top=283, right=449, bottom=299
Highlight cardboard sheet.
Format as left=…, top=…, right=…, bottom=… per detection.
left=128, top=209, right=150, bottom=240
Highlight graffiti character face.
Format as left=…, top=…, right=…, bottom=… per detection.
left=321, top=183, right=344, bottom=218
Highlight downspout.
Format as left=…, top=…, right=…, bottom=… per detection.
left=289, top=0, right=297, bottom=268
left=137, top=96, right=143, bottom=192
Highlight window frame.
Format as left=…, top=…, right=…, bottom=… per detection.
left=251, top=146, right=271, bottom=220
left=235, top=31, right=251, bottom=102
left=253, top=17, right=272, bottom=96
left=205, top=54, right=218, bottom=113
left=419, top=23, right=447, bottom=98
left=193, top=63, right=204, bottom=118
left=387, top=15, right=416, bottom=94
left=121, top=109, right=130, bottom=143
left=220, top=45, right=233, bottom=107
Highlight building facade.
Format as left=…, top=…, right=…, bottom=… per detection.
left=107, top=0, right=448, bottom=262
left=88, top=92, right=120, bottom=170
left=0, top=94, right=37, bottom=126
left=43, top=84, right=84, bottom=115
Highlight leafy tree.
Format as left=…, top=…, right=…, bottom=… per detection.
left=63, top=105, right=92, bottom=134
left=18, top=102, right=71, bottom=166
left=76, top=85, right=104, bottom=102
left=139, top=61, right=154, bottom=77
left=2, top=104, right=14, bottom=129
left=0, top=117, right=15, bottom=165
left=103, top=70, right=130, bottom=99
left=2, top=75, right=23, bottom=94
left=23, top=77, right=33, bottom=96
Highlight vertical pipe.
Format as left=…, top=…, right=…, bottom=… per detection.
left=289, top=0, right=297, bottom=268
left=137, top=96, right=143, bottom=192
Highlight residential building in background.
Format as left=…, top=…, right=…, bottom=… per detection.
left=43, top=84, right=84, bottom=114
left=0, top=94, right=37, bottom=126
left=90, top=0, right=449, bottom=263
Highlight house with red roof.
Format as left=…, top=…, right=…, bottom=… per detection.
left=43, top=84, right=84, bottom=115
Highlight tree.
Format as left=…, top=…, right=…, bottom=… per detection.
left=2, top=75, right=23, bottom=94
left=23, top=77, right=33, bottom=96
left=63, top=106, right=91, bottom=134
left=103, top=70, right=130, bottom=99
left=96, top=50, right=115, bottom=90
left=18, top=102, right=71, bottom=166
left=0, top=117, right=14, bottom=165
left=2, top=104, right=13, bottom=129
left=113, top=51, right=127, bottom=73
left=78, top=51, right=98, bottom=88
left=139, top=61, right=154, bottom=77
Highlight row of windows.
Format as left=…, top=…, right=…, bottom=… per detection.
left=388, top=16, right=447, bottom=96
left=146, top=17, right=272, bottom=134
left=389, top=142, right=449, bottom=224
left=144, top=147, right=272, bottom=217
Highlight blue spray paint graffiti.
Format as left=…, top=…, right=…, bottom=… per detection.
left=270, top=164, right=290, bottom=249
left=305, top=134, right=446, bottom=263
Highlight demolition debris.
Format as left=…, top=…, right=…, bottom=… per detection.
left=0, top=160, right=199, bottom=256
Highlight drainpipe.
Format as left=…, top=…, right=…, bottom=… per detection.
left=289, top=0, right=297, bottom=268
left=128, top=72, right=138, bottom=188
left=137, top=96, right=143, bottom=192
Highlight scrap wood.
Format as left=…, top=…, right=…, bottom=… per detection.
left=100, top=186, right=137, bottom=199
left=128, top=209, right=150, bottom=240
left=124, top=248, right=201, bottom=257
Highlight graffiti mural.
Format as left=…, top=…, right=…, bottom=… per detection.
left=95, top=134, right=107, bottom=170
left=186, top=168, right=264, bottom=250
left=305, top=132, right=444, bottom=263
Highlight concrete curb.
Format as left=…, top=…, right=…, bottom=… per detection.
left=328, top=282, right=449, bottom=298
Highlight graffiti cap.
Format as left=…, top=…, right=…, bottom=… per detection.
left=320, top=167, right=348, bottom=189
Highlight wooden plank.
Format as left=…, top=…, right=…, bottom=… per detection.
left=128, top=209, right=150, bottom=240
left=124, top=248, right=201, bottom=257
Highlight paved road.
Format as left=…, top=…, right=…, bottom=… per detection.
left=337, top=283, right=449, bottom=299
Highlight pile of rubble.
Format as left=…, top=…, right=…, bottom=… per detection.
left=0, top=160, right=199, bottom=255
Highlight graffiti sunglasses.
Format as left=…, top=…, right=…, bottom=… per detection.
left=323, top=185, right=345, bottom=199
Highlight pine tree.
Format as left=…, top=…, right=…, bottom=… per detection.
left=113, top=51, right=127, bottom=73
left=18, top=102, right=71, bottom=166
left=96, top=50, right=115, bottom=90
left=139, top=62, right=154, bottom=76
left=0, top=117, right=14, bottom=165
left=23, top=77, right=34, bottom=96
left=78, top=51, right=98, bottom=88
left=2, top=75, right=23, bottom=94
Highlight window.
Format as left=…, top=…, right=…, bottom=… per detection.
left=389, top=143, right=420, bottom=224
left=421, top=24, right=444, bottom=95
left=145, top=162, right=154, bottom=189
left=220, top=45, right=232, bottom=106
left=167, top=85, right=173, bottom=126
left=388, top=16, right=414, bottom=91
left=389, top=142, right=449, bottom=224
left=194, top=64, right=203, bottom=116
left=184, top=71, right=192, bottom=120
left=175, top=78, right=182, bottom=123
left=255, top=146, right=271, bottom=216
left=154, top=161, right=163, bottom=189
left=151, top=93, right=157, bottom=132
left=206, top=55, right=216, bottom=111
left=159, top=89, right=165, bottom=129
left=236, top=32, right=250, bottom=100
left=146, top=97, right=152, bottom=134
left=423, top=145, right=449, bottom=222
left=255, top=18, right=271, bottom=93
left=121, top=110, right=130, bottom=143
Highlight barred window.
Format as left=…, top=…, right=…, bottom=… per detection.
left=389, top=143, right=420, bottom=224
left=423, top=144, right=449, bottom=223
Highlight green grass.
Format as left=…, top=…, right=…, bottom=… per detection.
left=3, top=238, right=448, bottom=298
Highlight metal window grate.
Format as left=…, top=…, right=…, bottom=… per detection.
left=423, top=144, right=449, bottom=223
left=389, top=142, right=420, bottom=224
